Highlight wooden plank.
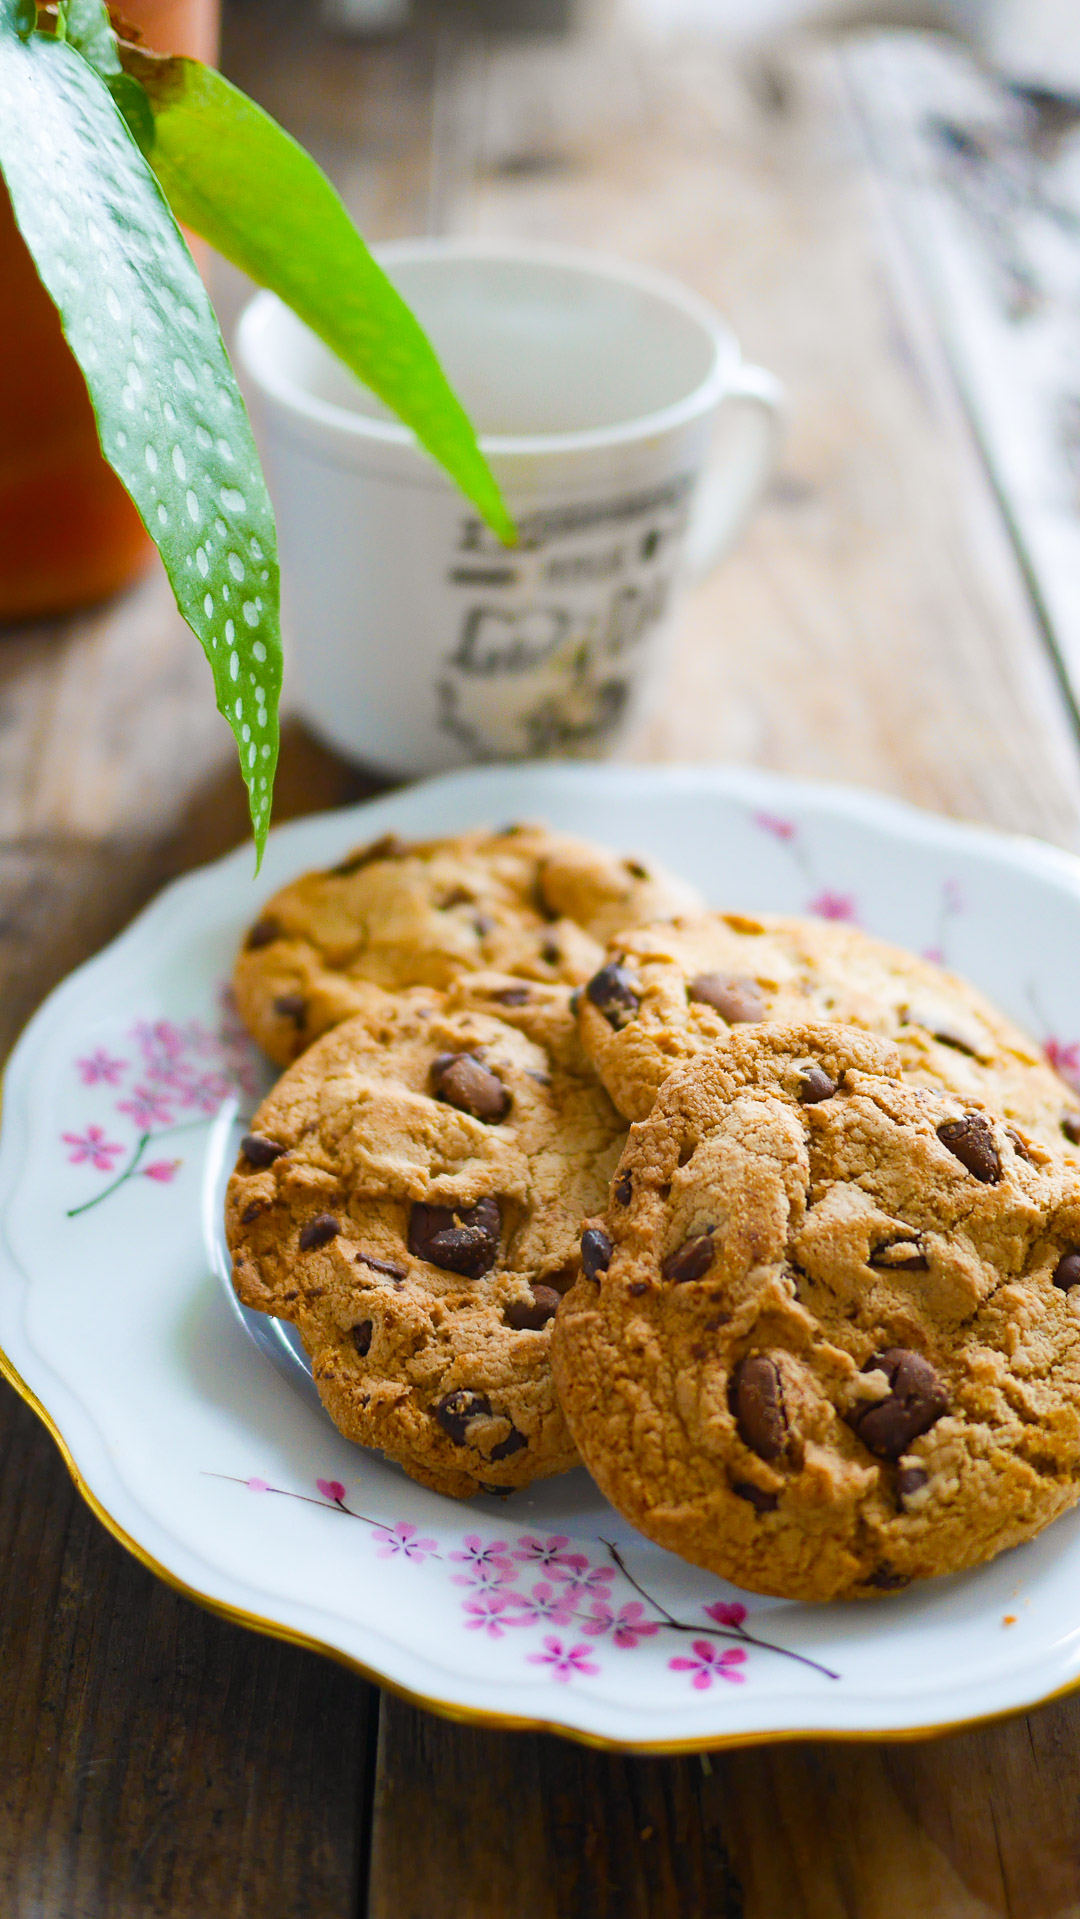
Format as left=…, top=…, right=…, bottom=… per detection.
left=0, top=1374, right=376, bottom=1917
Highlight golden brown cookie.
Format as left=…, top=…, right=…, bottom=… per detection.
left=226, top=982, right=627, bottom=1497
left=234, top=824, right=702, bottom=1066
left=577, top=911, right=1080, bottom=1153
left=553, top=1022, right=1080, bottom=1600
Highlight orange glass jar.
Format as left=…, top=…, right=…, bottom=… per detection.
left=0, top=0, right=219, bottom=623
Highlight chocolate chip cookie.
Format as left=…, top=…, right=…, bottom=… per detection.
left=552, top=1022, right=1080, bottom=1600
left=234, top=824, right=702, bottom=1066
left=577, top=911, right=1080, bottom=1153
left=226, top=983, right=627, bottom=1497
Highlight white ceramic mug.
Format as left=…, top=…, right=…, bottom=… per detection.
left=237, top=239, right=783, bottom=776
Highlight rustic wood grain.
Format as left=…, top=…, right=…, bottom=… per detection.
left=0, top=1365, right=377, bottom=1917
left=2, top=3, right=1080, bottom=1915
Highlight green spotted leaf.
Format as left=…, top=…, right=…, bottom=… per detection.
left=0, top=25, right=281, bottom=860
left=124, top=48, right=514, bottom=545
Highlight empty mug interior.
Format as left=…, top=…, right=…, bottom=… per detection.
left=252, top=244, right=725, bottom=444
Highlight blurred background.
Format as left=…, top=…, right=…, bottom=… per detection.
left=207, top=0, right=1080, bottom=791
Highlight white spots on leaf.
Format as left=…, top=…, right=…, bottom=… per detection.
left=215, top=518, right=227, bottom=538
left=260, top=570, right=270, bottom=584
left=116, top=431, right=127, bottom=450
left=164, top=401, right=177, bottom=427
left=195, top=425, right=212, bottom=451
left=227, top=552, right=245, bottom=582
left=172, top=446, right=187, bottom=482
left=252, top=641, right=267, bottom=663
left=174, top=359, right=196, bottom=391
left=229, top=651, right=240, bottom=681
left=248, top=744, right=257, bottom=769
left=157, top=504, right=168, bottom=526
left=241, top=724, right=251, bottom=743
left=179, top=305, right=198, bottom=330
left=220, top=488, right=245, bottom=514
left=234, top=697, right=243, bottom=719
left=122, top=388, right=137, bottom=413
left=242, top=602, right=259, bottom=627
left=249, top=537, right=263, bottom=560
left=203, top=592, right=213, bottom=616
left=222, top=584, right=230, bottom=603
left=126, top=362, right=143, bottom=393
left=145, top=445, right=158, bottom=474
left=225, top=618, right=235, bottom=643
left=216, top=439, right=234, bottom=463
left=196, top=547, right=209, bottom=577
left=185, top=489, right=200, bottom=524
left=132, top=333, right=148, bottom=363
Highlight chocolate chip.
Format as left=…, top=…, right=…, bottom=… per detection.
left=245, top=916, right=281, bottom=950
left=1053, top=1252, right=1080, bottom=1291
left=848, top=1348, right=949, bottom=1459
left=240, top=1132, right=287, bottom=1168
left=1007, top=1127, right=1036, bottom=1162
left=662, top=1232, right=715, bottom=1284
left=732, top=1480, right=778, bottom=1513
left=493, top=986, right=530, bottom=1007
left=797, top=1065, right=836, bottom=1104
left=687, top=974, right=765, bottom=1023
left=505, top=1285, right=560, bottom=1330
left=408, top=1197, right=501, bottom=1278
left=473, top=914, right=495, bottom=937
left=865, top=1563, right=910, bottom=1590
left=352, top=1319, right=373, bottom=1356
left=627, top=1281, right=650, bottom=1296
left=430, top=1052, right=510, bottom=1123
left=731, top=1355, right=788, bottom=1462
left=581, top=1227, right=613, bottom=1281
left=273, top=992, right=308, bottom=1029
left=585, top=962, right=640, bottom=1030
left=357, top=1252, right=407, bottom=1280
left=936, top=1114, right=1002, bottom=1183
left=869, top=1239, right=929, bottom=1273
left=541, top=941, right=561, bottom=964
left=568, top=989, right=582, bottom=1018
left=614, top=1170, right=633, bottom=1206
left=438, top=886, right=474, bottom=909
left=896, top=1465, right=929, bottom=1507
left=624, top=859, right=650, bottom=880
left=330, top=834, right=409, bottom=877
left=433, top=1389, right=493, bottom=1445
left=241, top=1201, right=263, bottom=1224
left=1063, top=1112, right=1080, bottom=1145
left=490, top=1425, right=527, bottom=1461
left=298, top=1213, right=340, bottom=1252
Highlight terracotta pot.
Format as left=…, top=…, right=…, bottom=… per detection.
left=0, top=0, right=220, bottom=623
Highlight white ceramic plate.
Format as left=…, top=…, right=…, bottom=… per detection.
left=6, top=763, right=1080, bottom=1752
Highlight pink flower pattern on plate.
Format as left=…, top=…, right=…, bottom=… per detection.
left=373, top=1521, right=438, bottom=1563
left=462, top=1591, right=515, bottom=1639
left=527, top=1637, right=601, bottom=1683
left=203, top=1480, right=842, bottom=1688
left=62, top=986, right=265, bottom=1216
left=581, top=1600, right=660, bottom=1648
left=505, top=1581, right=577, bottom=1629
left=670, top=1641, right=747, bottom=1690
left=808, top=889, right=858, bottom=924
left=62, top=1125, right=124, bottom=1171
left=76, top=1048, right=127, bottom=1086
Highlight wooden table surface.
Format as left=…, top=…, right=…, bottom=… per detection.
left=4, top=3, right=1080, bottom=1913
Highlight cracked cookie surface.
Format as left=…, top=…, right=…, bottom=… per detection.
left=233, top=824, right=701, bottom=1066
left=552, top=1022, right=1080, bottom=1599
left=577, top=911, right=1080, bottom=1155
left=226, top=983, right=627, bottom=1497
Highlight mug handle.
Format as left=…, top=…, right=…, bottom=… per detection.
left=681, top=362, right=786, bottom=583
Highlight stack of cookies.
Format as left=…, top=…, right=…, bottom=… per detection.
left=225, top=823, right=1080, bottom=1600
